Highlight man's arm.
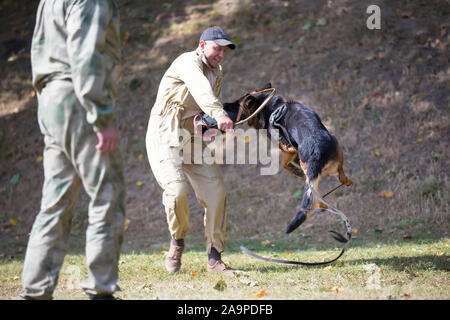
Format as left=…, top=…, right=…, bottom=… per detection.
left=177, top=54, right=232, bottom=127
left=66, top=0, right=117, bottom=132
left=66, top=0, right=120, bottom=151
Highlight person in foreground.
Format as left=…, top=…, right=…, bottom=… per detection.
left=21, top=0, right=126, bottom=300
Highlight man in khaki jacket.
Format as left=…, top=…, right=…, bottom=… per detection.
left=146, top=26, right=236, bottom=274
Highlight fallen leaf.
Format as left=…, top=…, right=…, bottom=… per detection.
left=373, top=151, right=380, bottom=157
left=374, top=226, right=384, bottom=233
left=36, top=156, right=43, bottom=163
left=136, top=181, right=143, bottom=189
left=251, top=290, right=266, bottom=297
left=302, top=22, right=313, bottom=31
left=7, top=55, right=18, bottom=62
left=293, top=189, right=303, bottom=199
left=332, top=259, right=342, bottom=266
left=432, top=152, right=441, bottom=160
left=261, top=240, right=271, bottom=245
left=138, top=154, right=144, bottom=161
left=9, top=218, right=18, bottom=226
left=402, top=235, right=412, bottom=239
left=379, top=190, right=393, bottom=198
left=316, top=17, right=327, bottom=26
left=323, top=265, right=333, bottom=271
left=191, top=271, right=197, bottom=276
left=400, top=293, right=411, bottom=298
left=214, top=280, right=227, bottom=291
left=436, top=252, right=444, bottom=257
left=328, top=286, right=343, bottom=293
left=373, top=92, right=382, bottom=99
left=123, top=31, right=131, bottom=44
left=123, top=218, right=130, bottom=232
left=161, top=250, right=167, bottom=254
left=10, top=173, right=20, bottom=185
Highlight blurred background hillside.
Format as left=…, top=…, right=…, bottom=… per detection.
left=0, top=0, right=448, bottom=257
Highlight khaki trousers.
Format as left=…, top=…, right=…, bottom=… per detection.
left=146, top=115, right=227, bottom=254
left=22, top=80, right=125, bottom=299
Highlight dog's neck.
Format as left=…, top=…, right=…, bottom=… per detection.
left=254, top=92, right=285, bottom=128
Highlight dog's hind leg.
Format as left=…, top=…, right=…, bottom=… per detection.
left=285, top=183, right=310, bottom=234
left=285, top=174, right=315, bottom=234
left=286, top=173, right=327, bottom=234
left=308, top=176, right=327, bottom=210
left=336, top=146, right=352, bottom=186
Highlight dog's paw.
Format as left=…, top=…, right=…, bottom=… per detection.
left=345, top=178, right=352, bottom=186
left=292, top=168, right=305, bottom=178
left=285, top=211, right=307, bottom=234
left=319, top=202, right=328, bottom=209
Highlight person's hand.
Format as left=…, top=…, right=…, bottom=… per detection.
left=95, top=126, right=119, bottom=153
left=216, top=115, right=234, bottom=131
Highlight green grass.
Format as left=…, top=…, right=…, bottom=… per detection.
left=1, top=238, right=448, bottom=300
left=0, top=0, right=449, bottom=302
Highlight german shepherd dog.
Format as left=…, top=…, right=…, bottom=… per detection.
left=221, top=84, right=353, bottom=234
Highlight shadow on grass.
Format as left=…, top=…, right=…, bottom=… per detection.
left=345, top=255, right=449, bottom=272
left=3, top=234, right=447, bottom=277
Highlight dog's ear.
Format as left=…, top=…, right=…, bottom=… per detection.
left=240, top=94, right=257, bottom=112
left=244, top=94, right=257, bottom=106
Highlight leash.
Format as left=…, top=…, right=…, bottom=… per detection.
left=234, top=88, right=276, bottom=126
left=240, top=183, right=351, bottom=266
left=193, top=88, right=276, bottom=137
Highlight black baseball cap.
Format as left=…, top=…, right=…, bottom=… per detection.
left=199, top=26, right=236, bottom=50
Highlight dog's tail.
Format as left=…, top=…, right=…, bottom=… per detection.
left=285, top=183, right=313, bottom=234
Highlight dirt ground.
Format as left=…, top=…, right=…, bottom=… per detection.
left=0, top=0, right=448, bottom=259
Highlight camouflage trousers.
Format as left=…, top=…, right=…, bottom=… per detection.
left=21, top=80, right=126, bottom=299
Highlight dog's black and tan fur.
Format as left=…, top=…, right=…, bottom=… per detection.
left=223, top=84, right=352, bottom=234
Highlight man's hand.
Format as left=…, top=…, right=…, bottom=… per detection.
left=95, top=126, right=119, bottom=153
left=216, top=115, right=234, bottom=131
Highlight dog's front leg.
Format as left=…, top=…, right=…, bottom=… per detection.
left=338, top=165, right=352, bottom=186
left=280, top=146, right=304, bottom=178
left=289, top=161, right=305, bottom=178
